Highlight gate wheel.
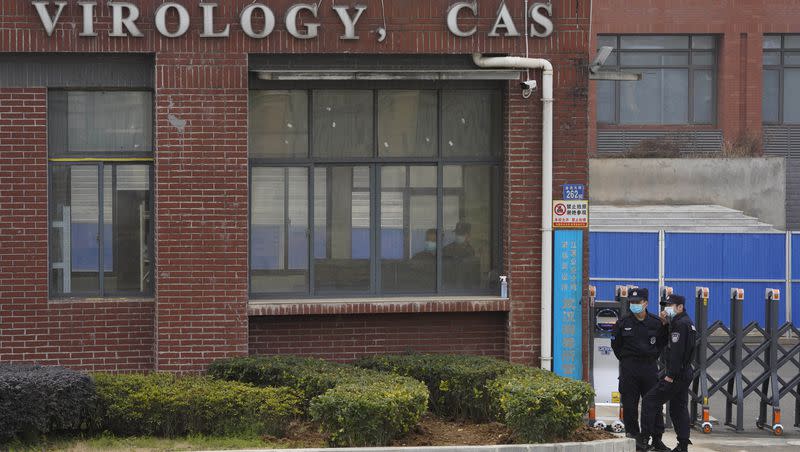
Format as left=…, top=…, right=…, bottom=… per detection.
left=701, top=422, right=712, bottom=434
left=773, top=424, right=783, bottom=436
left=611, top=420, right=625, bottom=433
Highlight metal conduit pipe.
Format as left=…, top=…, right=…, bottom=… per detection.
left=471, top=53, right=554, bottom=370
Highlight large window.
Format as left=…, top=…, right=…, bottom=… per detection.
left=249, top=87, right=501, bottom=297
left=597, top=35, right=716, bottom=125
left=48, top=91, right=153, bottom=298
left=763, top=35, right=800, bottom=124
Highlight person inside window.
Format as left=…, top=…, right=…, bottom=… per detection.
left=413, top=228, right=438, bottom=260
left=443, top=222, right=474, bottom=259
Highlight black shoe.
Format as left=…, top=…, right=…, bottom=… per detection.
left=650, top=438, right=670, bottom=451
left=670, top=440, right=691, bottom=452
left=636, top=434, right=651, bottom=451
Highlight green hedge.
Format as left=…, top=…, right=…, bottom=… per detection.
left=208, top=356, right=429, bottom=446
left=0, top=364, right=96, bottom=442
left=309, top=374, right=428, bottom=447
left=355, top=354, right=514, bottom=420
left=207, top=355, right=360, bottom=404
left=488, top=367, right=594, bottom=443
left=93, top=373, right=301, bottom=437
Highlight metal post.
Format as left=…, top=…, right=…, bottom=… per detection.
left=725, top=288, right=745, bottom=432
left=695, top=287, right=712, bottom=433
left=758, top=289, right=784, bottom=435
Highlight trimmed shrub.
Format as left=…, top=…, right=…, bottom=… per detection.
left=309, top=374, right=428, bottom=447
left=208, top=355, right=360, bottom=404
left=92, top=373, right=301, bottom=437
left=488, top=367, right=594, bottom=443
left=208, top=355, right=430, bottom=446
left=0, top=364, right=96, bottom=442
left=355, top=354, right=514, bottom=420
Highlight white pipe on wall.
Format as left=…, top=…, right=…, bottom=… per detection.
left=471, top=54, right=554, bottom=370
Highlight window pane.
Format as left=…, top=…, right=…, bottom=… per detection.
left=380, top=166, right=437, bottom=293
left=762, top=69, right=780, bottom=123
left=692, top=51, right=715, bottom=65
left=103, top=165, right=151, bottom=293
left=442, top=90, right=500, bottom=158
left=785, top=36, right=800, bottom=49
left=598, top=36, right=616, bottom=49
left=50, top=165, right=100, bottom=295
left=620, top=52, right=688, bottom=66
left=692, top=70, right=714, bottom=123
left=596, top=80, right=616, bottom=123
left=249, top=90, right=308, bottom=159
left=763, top=51, right=781, bottom=66
left=620, top=69, right=688, bottom=124
left=442, top=165, right=497, bottom=292
left=49, top=91, right=152, bottom=154
left=620, top=36, right=689, bottom=50
left=784, top=52, right=800, bottom=65
left=314, top=166, right=371, bottom=292
left=377, top=90, right=437, bottom=157
left=764, top=35, right=782, bottom=49
left=312, top=90, right=372, bottom=158
left=692, top=36, right=714, bottom=49
left=251, top=167, right=308, bottom=293
left=784, top=69, right=800, bottom=123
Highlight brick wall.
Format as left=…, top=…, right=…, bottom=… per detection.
left=0, top=0, right=590, bottom=373
left=249, top=313, right=507, bottom=361
left=0, top=88, right=154, bottom=371
left=590, top=0, right=800, bottom=153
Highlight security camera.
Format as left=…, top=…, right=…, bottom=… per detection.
left=521, top=79, right=537, bottom=91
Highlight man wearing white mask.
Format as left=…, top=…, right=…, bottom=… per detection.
left=611, top=288, right=670, bottom=451
left=639, top=294, right=697, bottom=452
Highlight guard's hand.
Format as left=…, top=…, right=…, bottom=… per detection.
left=664, top=376, right=673, bottom=383
left=659, top=310, right=668, bottom=324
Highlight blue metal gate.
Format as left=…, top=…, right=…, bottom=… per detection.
left=590, top=231, right=795, bottom=325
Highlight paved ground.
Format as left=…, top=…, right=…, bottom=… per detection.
left=657, top=430, right=800, bottom=452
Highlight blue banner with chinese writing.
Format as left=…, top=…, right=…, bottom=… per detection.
left=553, top=229, right=583, bottom=380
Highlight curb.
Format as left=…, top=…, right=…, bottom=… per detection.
left=201, top=438, right=635, bottom=452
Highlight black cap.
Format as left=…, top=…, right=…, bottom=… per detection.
left=628, top=287, right=648, bottom=302
left=661, top=294, right=686, bottom=306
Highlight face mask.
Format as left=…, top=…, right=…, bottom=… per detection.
left=630, top=304, right=644, bottom=314
left=424, top=241, right=436, bottom=252
left=665, top=306, right=676, bottom=318
left=455, top=235, right=466, bottom=245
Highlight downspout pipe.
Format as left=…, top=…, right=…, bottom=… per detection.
left=472, top=54, right=554, bottom=371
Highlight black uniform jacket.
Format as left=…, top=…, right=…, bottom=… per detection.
left=611, top=311, right=668, bottom=362
left=665, top=311, right=697, bottom=378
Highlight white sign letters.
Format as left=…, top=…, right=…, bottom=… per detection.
left=31, top=1, right=555, bottom=40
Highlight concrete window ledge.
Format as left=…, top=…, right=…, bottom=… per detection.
left=248, top=296, right=511, bottom=317
left=203, top=438, right=634, bottom=452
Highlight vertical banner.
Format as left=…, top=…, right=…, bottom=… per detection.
left=553, top=229, right=583, bottom=380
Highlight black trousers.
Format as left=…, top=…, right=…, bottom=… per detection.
left=619, top=359, right=663, bottom=436
left=641, top=368, right=693, bottom=442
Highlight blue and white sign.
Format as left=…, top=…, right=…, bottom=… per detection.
left=562, top=184, right=585, bottom=200
left=553, top=229, right=583, bottom=380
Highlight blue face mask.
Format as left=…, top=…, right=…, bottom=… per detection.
left=665, top=306, right=676, bottom=318
left=424, top=241, right=436, bottom=252
left=629, top=304, right=644, bottom=314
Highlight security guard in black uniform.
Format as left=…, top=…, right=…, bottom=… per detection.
left=610, top=288, right=670, bottom=451
left=640, top=293, right=697, bottom=452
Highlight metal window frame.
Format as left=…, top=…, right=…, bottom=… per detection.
left=762, top=34, right=800, bottom=125
left=596, top=34, right=718, bottom=126
left=248, top=84, right=503, bottom=299
left=47, top=88, right=156, bottom=300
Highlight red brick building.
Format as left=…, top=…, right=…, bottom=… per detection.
left=590, top=0, right=800, bottom=228
left=0, top=0, right=590, bottom=373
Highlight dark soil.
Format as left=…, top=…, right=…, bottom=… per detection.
left=265, top=415, right=616, bottom=448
